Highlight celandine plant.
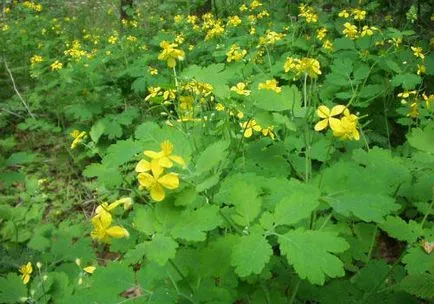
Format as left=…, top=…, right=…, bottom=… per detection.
left=0, top=0, right=433, bottom=303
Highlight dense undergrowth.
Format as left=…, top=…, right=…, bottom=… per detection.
left=0, top=0, right=433, bottom=303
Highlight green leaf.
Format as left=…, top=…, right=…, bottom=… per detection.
left=133, top=206, right=161, bottom=235
left=350, top=260, right=390, bottom=291
left=195, top=174, right=220, bottom=192
left=227, top=181, right=262, bottom=226
left=0, top=273, right=27, bottom=303
left=5, top=152, right=37, bottom=166
left=274, top=181, right=320, bottom=226
left=231, top=233, right=272, bottom=277
left=402, top=247, right=434, bottom=275
left=89, top=120, right=105, bottom=143
left=400, top=274, right=434, bottom=299
left=145, top=235, right=178, bottom=266
left=88, top=262, right=135, bottom=304
left=407, top=122, right=434, bottom=154
left=324, top=193, right=399, bottom=223
left=391, top=73, right=421, bottom=90
left=82, top=163, right=123, bottom=189
left=278, top=229, right=349, bottom=285
left=195, top=140, right=230, bottom=175
left=252, top=85, right=301, bottom=112
left=333, top=37, right=355, bottom=50
left=380, top=216, right=423, bottom=243
left=104, top=139, right=142, bottom=167
left=170, top=205, right=222, bottom=241
left=425, top=54, right=434, bottom=76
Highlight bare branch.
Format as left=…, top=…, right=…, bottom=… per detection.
left=3, top=58, right=35, bottom=118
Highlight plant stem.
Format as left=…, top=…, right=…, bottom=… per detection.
left=173, top=66, right=179, bottom=88
left=420, top=187, right=434, bottom=228
left=288, top=279, right=300, bottom=304
left=169, top=259, right=195, bottom=297
left=367, top=225, right=378, bottom=261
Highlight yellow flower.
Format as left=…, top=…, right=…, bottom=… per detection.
left=422, top=93, right=434, bottom=108
left=158, top=41, right=185, bottom=68
left=261, top=126, right=275, bottom=140
left=148, top=66, right=158, bottom=75
left=298, top=58, right=321, bottom=78
left=407, top=102, right=419, bottom=118
left=174, top=15, right=183, bottom=24
left=136, top=140, right=185, bottom=177
left=95, top=198, right=133, bottom=215
left=417, top=64, right=426, bottom=76
left=343, top=22, right=358, bottom=40
left=250, top=0, right=263, bottom=9
left=83, top=266, right=96, bottom=274
left=228, top=15, right=242, bottom=26
left=127, top=35, right=137, bottom=43
left=91, top=210, right=129, bottom=243
left=239, top=4, right=248, bottom=12
left=19, top=262, right=32, bottom=285
left=352, top=8, right=366, bottom=20
left=333, top=110, right=360, bottom=141
left=257, top=10, right=270, bottom=19
left=50, top=60, right=63, bottom=71
left=231, top=82, right=251, bottom=96
left=411, top=46, right=424, bottom=59
left=137, top=167, right=179, bottom=202
left=316, top=28, right=327, bottom=41
left=30, top=55, right=44, bottom=67
left=240, top=119, right=262, bottom=138
left=397, top=90, right=417, bottom=99
left=323, top=39, right=333, bottom=51
left=215, top=103, right=225, bottom=111
left=108, top=35, right=118, bottom=44
left=361, top=26, right=377, bottom=37
left=338, top=9, right=350, bottom=18
left=163, top=89, right=177, bottom=101
left=226, top=44, right=247, bottom=62
left=145, top=87, right=162, bottom=101
left=258, top=79, right=281, bottom=93
left=298, top=4, right=317, bottom=23
left=314, top=105, right=346, bottom=132
left=70, top=130, right=87, bottom=149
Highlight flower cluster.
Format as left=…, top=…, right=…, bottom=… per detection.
left=258, top=79, right=281, bottom=93
left=226, top=44, right=247, bottom=62
left=135, top=140, right=184, bottom=202
left=30, top=55, right=44, bottom=67
left=158, top=40, right=185, bottom=68
left=284, top=57, right=321, bottom=78
left=19, top=262, right=32, bottom=284
left=314, top=105, right=360, bottom=141
left=240, top=119, right=275, bottom=139
left=231, top=82, right=251, bottom=96
left=50, top=60, right=63, bottom=71
left=298, top=4, right=318, bottom=23
left=90, top=198, right=131, bottom=243
left=64, top=40, right=89, bottom=61
left=23, top=1, right=43, bottom=12
left=70, top=130, right=87, bottom=149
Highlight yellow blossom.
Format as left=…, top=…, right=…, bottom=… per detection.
left=261, top=126, right=275, bottom=140
left=240, top=119, right=262, bottom=138
left=316, top=28, right=328, bottom=41
left=226, top=44, right=247, bottom=62
left=145, top=87, right=162, bottom=101
left=158, top=41, right=185, bottom=68
left=231, top=82, right=251, bottom=96
left=338, top=9, right=350, bottom=18
left=228, top=15, right=242, bottom=27
left=239, top=4, right=248, bottom=12
left=333, top=109, right=360, bottom=141
left=19, top=262, right=32, bottom=285
left=422, top=93, right=434, bottom=108
left=407, top=102, right=419, bottom=118
left=30, top=55, right=44, bottom=67
left=352, top=8, right=366, bottom=20
left=343, top=22, right=358, bottom=40
left=215, top=103, right=225, bottom=111
left=163, top=89, right=177, bottom=101
left=258, top=79, right=281, bottom=93
left=250, top=0, right=263, bottom=9
left=91, top=209, right=129, bottom=243
left=50, top=60, right=63, bottom=71
left=174, top=15, right=183, bottom=24
left=83, top=266, right=96, bottom=274
left=361, top=26, right=377, bottom=37
left=127, top=35, right=137, bottom=43
left=137, top=167, right=179, bottom=202
left=148, top=66, right=158, bottom=75
left=70, top=130, right=87, bottom=149
left=417, top=64, right=425, bottom=75
left=397, top=90, right=417, bottom=99
left=323, top=39, right=333, bottom=51
left=411, top=46, right=424, bottom=59
left=314, top=105, right=346, bottom=132
left=108, top=35, right=118, bottom=44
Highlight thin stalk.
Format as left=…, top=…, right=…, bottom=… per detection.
left=288, top=279, right=300, bottom=304
left=367, top=225, right=378, bottom=261
left=169, top=259, right=195, bottom=297
left=420, top=187, right=434, bottom=228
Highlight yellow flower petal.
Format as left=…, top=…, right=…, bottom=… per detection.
left=135, top=159, right=151, bottom=172
left=137, top=173, right=156, bottom=189
left=23, top=274, right=30, bottom=284
left=158, top=173, right=180, bottom=190
left=314, top=119, right=328, bottom=131
left=243, top=128, right=253, bottom=138
left=330, top=105, right=346, bottom=116
left=169, top=155, right=185, bottom=167
left=106, top=226, right=129, bottom=238
left=150, top=184, right=165, bottom=201
left=83, top=266, right=96, bottom=274
left=158, top=156, right=173, bottom=168
left=144, top=150, right=162, bottom=159
left=316, top=105, right=330, bottom=118
left=329, top=117, right=344, bottom=132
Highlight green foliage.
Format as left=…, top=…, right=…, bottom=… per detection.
left=1, top=0, right=433, bottom=303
